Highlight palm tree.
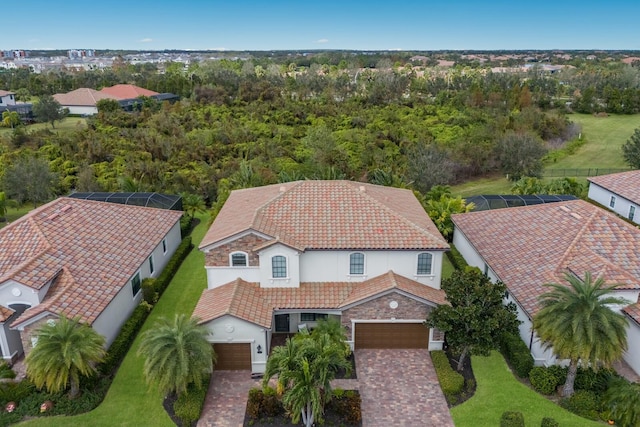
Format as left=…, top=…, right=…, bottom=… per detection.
left=263, top=329, right=351, bottom=427
left=180, top=192, right=206, bottom=219
left=533, top=272, right=629, bottom=397
left=604, top=377, right=640, bottom=427
left=2, top=110, right=20, bottom=129
left=26, top=316, right=106, bottom=398
left=138, top=314, right=214, bottom=397
left=425, top=195, right=475, bottom=241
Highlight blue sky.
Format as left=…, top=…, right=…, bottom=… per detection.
left=4, top=0, right=640, bottom=51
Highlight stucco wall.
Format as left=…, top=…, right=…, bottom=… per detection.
left=624, top=321, right=640, bottom=376
left=258, top=244, right=300, bottom=288
left=588, top=183, right=640, bottom=225
left=201, top=314, right=268, bottom=373
left=65, top=106, right=98, bottom=116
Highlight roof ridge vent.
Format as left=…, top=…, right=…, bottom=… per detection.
left=570, top=212, right=582, bottom=220
left=279, top=186, right=286, bottom=193
left=559, top=205, right=571, bottom=212
left=61, top=205, right=73, bottom=212
left=359, top=185, right=366, bottom=192
left=46, top=213, right=60, bottom=221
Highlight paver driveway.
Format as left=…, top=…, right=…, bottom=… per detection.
left=197, top=371, right=260, bottom=427
left=356, top=349, right=454, bottom=427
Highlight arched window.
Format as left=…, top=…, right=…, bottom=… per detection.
left=350, top=252, right=365, bottom=275
left=230, top=252, right=248, bottom=267
left=416, top=253, right=433, bottom=275
left=272, top=255, right=287, bottom=278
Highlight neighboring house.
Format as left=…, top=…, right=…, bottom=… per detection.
left=0, top=197, right=183, bottom=362
left=0, top=89, right=33, bottom=122
left=193, top=180, right=449, bottom=373
left=588, top=170, right=640, bottom=225
left=451, top=199, right=640, bottom=375
left=53, top=88, right=120, bottom=115
left=0, top=90, right=16, bottom=107
left=100, top=84, right=159, bottom=99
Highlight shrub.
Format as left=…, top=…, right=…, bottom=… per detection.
left=141, top=278, right=157, bottom=305
left=529, top=367, right=560, bottom=395
left=499, top=333, right=534, bottom=378
left=561, top=390, right=600, bottom=420
left=154, top=236, right=193, bottom=297
left=99, top=301, right=152, bottom=375
left=500, top=411, right=525, bottom=427
left=180, top=215, right=193, bottom=238
left=546, top=365, right=567, bottom=386
left=329, top=390, right=362, bottom=425
left=446, top=245, right=468, bottom=270
left=0, top=363, right=15, bottom=380
left=575, top=367, right=615, bottom=393
left=174, top=378, right=210, bottom=427
left=246, top=388, right=262, bottom=419
left=261, top=386, right=282, bottom=417
left=540, top=417, right=559, bottom=427
left=431, top=351, right=464, bottom=401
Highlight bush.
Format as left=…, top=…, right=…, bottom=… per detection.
left=499, top=333, right=534, bottom=378
left=431, top=351, right=464, bottom=401
left=561, top=390, right=600, bottom=420
left=500, top=411, right=525, bottom=427
left=540, top=417, right=559, bottom=427
left=529, top=367, right=560, bottom=395
left=261, top=386, right=282, bottom=417
left=329, top=390, right=362, bottom=425
left=446, top=245, right=468, bottom=270
left=174, top=378, right=210, bottom=427
left=180, top=215, right=193, bottom=238
left=246, top=388, right=262, bottom=419
left=575, top=367, right=615, bottom=393
left=141, top=278, right=157, bottom=305
left=100, top=301, right=152, bottom=375
left=154, top=236, right=193, bottom=297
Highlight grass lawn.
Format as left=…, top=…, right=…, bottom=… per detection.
left=0, top=117, right=87, bottom=136
left=0, top=205, right=33, bottom=229
left=18, top=213, right=210, bottom=427
left=441, top=254, right=455, bottom=279
left=451, top=174, right=513, bottom=198
left=451, top=352, right=604, bottom=427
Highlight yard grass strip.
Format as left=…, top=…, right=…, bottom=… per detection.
left=18, top=213, right=210, bottom=427
left=450, top=351, right=603, bottom=427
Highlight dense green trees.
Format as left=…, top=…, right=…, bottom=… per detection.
left=426, top=269, right=520, bottom=371
left=533, top=272, right=629, bottom=397
left=2, top=156, right=59, bottom=207
left=622, top=128, right=640, bottom=168
left=26, top=316, right=106, bottom=398
left=33, top=95, right=67, bottom=128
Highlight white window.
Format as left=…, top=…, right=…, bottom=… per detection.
left=629, top=206, right=636, bottom=221
left=349, top=252, right=365, bottom=275
left=230, top=252, right=248, bottom=267
left=272, top=255, right=287, bottom=278
left=610, top=196, right=616, bottom=208
left=416, top=253, right=433, bottom=275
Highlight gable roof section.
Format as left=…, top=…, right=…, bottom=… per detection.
left=623, top=303, right=640, bottom=326
left=193, top=271, right=446, bottom=327
left=588, top=170, right=640, bottom=205
left=100, top=84, right=158, bottom=99
left=200, top=181, right=448, bottom=251
left=53, top=88, right=119, bottom=106
left=2, top=197, right=183, bottom=327
left=452, top=199, right=640, bottom=317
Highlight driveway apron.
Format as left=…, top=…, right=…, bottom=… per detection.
left=198, top=370, right=260, bottom=427
left=356, top=349, right=455, bottom=427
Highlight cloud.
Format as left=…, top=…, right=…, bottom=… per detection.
left=139, top=38, right=153, bottom=43
left=314, top=38, right=329, bottom=44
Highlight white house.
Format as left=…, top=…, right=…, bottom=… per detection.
left=0, top=197, right=183, bottom=362
left=193, top=180, right=449, bottom=373
left=52, top=88, right=120, bottom=116
left=0, top=90, right=16, bottom=107
left=588, top=170, right=640, bottom=225
left=451, top=199, right=640, bottom=375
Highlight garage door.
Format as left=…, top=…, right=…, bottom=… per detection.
left=213, top=343, right=252, bottom=370
left=355, top=323, right=429, bottom=349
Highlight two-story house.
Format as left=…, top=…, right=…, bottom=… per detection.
left=0, top=90, right=16, bottom=107
left=588, top=169, right=640, bottom=225
left=193, top=180, right=449, bottom=373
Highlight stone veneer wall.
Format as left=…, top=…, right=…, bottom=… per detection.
left=20, top=314, right=59, bottom=356
left=205, top=234, right=268, bottom=267
left=341, top=292, right=434, bottom=339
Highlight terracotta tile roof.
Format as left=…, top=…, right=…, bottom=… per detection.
left=452, top=199, right=640, bottom=318
left=0, top=90, right=15, bottom=97
left=100, top=84, right=158, bottom=99
left=0, top=197, right=183, bottom=327
left=200, top=181, right=448, bottom=251
left=53, top=88, right=119, bottom=106
left=588, top=170, right=640, bottom=204
left=623, top=302, right=640, bottom=325
left=193, top=271, right=446, bottom=327
left=0, top=306, right=14, bottom=322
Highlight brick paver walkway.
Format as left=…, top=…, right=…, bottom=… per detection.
left=356, top=349, right=454, bottom=427
left=197, top=371, right=260, bottom=427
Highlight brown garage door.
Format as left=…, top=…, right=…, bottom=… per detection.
left=355, top=323, right=429, bottom=349
left=213, top=343, right=251, bottom=370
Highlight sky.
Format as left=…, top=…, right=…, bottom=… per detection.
left=3, top=0, right=640, bottom=51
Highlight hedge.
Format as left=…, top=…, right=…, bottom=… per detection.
left=499, top=332, right=534, bottom=378
left=560, top=390, right=600, bottom=420
left=174, top=377, right=210, bottom=427
left=431, top=351, right=464, bottom=402
left=446, top=244, right=468, bottom=270
left=500, top=411, right=525, bottom=427
left=154, top=236, right=193, bottom=297
left=541, top=417, right=559, bottom=427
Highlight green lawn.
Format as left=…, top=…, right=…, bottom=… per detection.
left=18, top=213, right=210, bottom=427
left=0, top=117, right=87, bottom=136
left=441, top=254, right=455, bottom=279
left=450, top=174, right=513, bottom=198
left=0, top=205, right=33, bottom=229
left=451, top=352, right=604, bottom=427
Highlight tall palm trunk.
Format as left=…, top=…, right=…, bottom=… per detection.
left=302, top=401, right=314, bottom=427
left=562, top=359, right=578, bottom=397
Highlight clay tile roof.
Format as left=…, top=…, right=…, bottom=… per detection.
left=588, top=170, right=640, bottom=205
left=0, top=306, right=14, bottom=322
left=193, top=271, right=446, bottom=327
left=452, top=199, right=640, bottom=317
left=200, top=181, right=448, bottom=251
left=53, top=88, right=119, bottom=106
left=0, top=90, right=15, bottom=97
left=100, top=84, right=158, bottom=99
left=623, top=303, right=640, bottom=325
left=2, top=197, right=183, bottom=327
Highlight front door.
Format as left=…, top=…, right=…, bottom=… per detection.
left=274, top=314, right=290, bottom=332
